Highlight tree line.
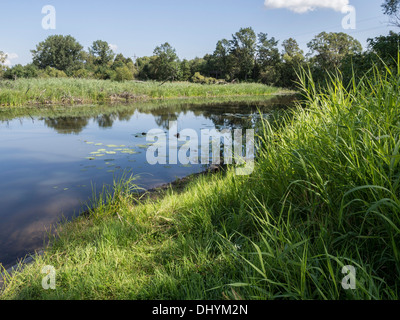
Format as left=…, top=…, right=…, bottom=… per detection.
left=1, top=3, right=400, bottom=89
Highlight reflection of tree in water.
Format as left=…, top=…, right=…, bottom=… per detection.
left=44, top=117, right=89, bottom=134
left=43, top=95, right=296, bottom=134
left=151, top=110, right=179, bottom=130
left=44, top=110, right=137, bottom=133
left=95, top=114, right=117, bottom=128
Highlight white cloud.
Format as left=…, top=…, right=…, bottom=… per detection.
left=109, top=44, right=118, bottom=52
left=264, top=0, right=349, bottom=13
left=4, top=53, right=18, bottom=66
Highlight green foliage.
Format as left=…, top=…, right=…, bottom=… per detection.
left=7, top=28, right=399, bottom=87
left=307, top=32, right=362, bottom=71
left=0, top=51, right=7, bottom=77
left=229, top=27, right=257, bottom=81
left=31, top=35, right=84, bottom=75
left=113, top=65, right=134, bottom=82
left=3, top=64, right=39, bottom=79
left=72, top=68, right=93, bottom=79
left=190, top=72, right=219, bottom=84
left=367, top=31, right=400, bottom=69
left=152, top=42, right=181, bottom=81
left=0, top=78, right=280, bottom=106
left=0, top=51, right=6, bottom=65
left=41, top=67, right=67, bottom=78
left=382, top=0, right=400, bottom=26
left=89, top=40, right=115, bottom=66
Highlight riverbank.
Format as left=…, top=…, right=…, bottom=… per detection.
left=0, top=165, right=222, bottom=291
left=1, top=69, right=399, bottom=300
left=0, top=78, right=288, bottom=107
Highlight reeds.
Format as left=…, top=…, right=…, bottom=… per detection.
left=0, top=78, right=283, bottom=107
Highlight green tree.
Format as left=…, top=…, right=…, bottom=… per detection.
left=0, top=51, right=7, bottom=77
left=230, top=27, right=257, bottom=81
left=279, top=38, right=305, bottom=88
left=180, top=59, right=192, bottom=81
left=367, top=31, right=400, bottom=67
left=307, top=32, right=362, bottom=71
left=3, top=64, right=39, bottom=80
left=152, top=43, right=180, bottom=81
left=382, top=0, right=400, bottom=26
left=113, top=65, right=134, bottom=81
left=31, top=35, right=84, bottom=75
left=212, top=39, right=232, bottom=79
left=255, top=32, right=281, bottom=85
left=89, top=40, right=115, bottom=66
left=0, top=51, right=6, bottom=65
left=136, top=56, right=157, bottom=80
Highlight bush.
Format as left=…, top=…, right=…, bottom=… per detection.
left=3, top=64, right=39, bottom=80
left=191, top=72, right=219, bottom=84
left=38, top=66, right=67, bottom=78
left=72, top=68, right=93, bottom=79
left=113, top=66, right=134, bottom=82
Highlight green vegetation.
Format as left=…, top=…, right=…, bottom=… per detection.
left=0, top=78, right=284, bottom=107
left=1, top=25, right=399, bottom=90
left=2, top=65, right=399, bottom=300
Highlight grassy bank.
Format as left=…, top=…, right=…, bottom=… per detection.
left=0, top=78, right=285, bottom=107
left=1, top=68, right=400, bottom=300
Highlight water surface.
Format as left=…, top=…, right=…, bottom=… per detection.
left=0, top=96, right=293, bottom=269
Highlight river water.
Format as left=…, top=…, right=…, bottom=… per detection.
left=0, top=96, right=293, bottom=269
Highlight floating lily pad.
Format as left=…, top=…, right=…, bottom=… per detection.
left=136, top=144, right=148, bottom=149
left=106, top=144, right=118, bottom=148
left=97, top=149, right=107, bottom=152
left=96, top=154, right=105, bottom=157
left=106, top=151, right=117, bottom=155
left=85, top=142, right=95, bottom=145
left=95, top=143, right=103, bottom=146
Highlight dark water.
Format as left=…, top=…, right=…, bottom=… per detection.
left=0, top=96, right=294, bottom=269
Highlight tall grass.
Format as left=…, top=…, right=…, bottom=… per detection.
left=0, top=78, right=284, bottom=107
left=1, top=66, right=399, bottom=300
left=229, top=66, right=400, bottom=299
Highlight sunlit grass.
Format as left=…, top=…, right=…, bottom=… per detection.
left=0, top=78, right=285, bottom=107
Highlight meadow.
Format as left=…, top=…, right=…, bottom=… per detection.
left=0, top=78, right=285, bottom=107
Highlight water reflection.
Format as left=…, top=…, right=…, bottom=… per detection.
left=0, top=95, right=296, bottom=270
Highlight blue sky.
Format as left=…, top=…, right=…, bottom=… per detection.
left=0, top=0, right=395, bottom=66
